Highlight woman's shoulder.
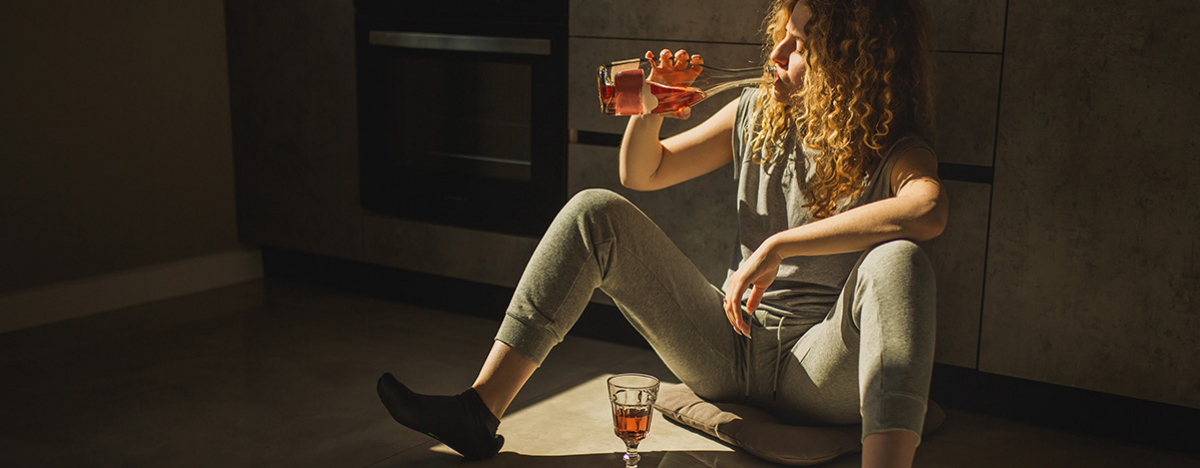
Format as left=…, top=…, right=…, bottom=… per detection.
left=866, top=132, right=935, bottom=183
left=887, top=132, right=936, bottom=160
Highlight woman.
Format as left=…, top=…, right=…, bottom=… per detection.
left=377, top=1, right=946, bottom=467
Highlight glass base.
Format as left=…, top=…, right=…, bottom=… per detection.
left=623, top=449, right=640, bottom=468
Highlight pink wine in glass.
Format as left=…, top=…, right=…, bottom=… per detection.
left=613, top=404, right=652, bottom=443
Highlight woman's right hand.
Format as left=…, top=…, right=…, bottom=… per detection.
left=646, top=49, right=702, bottom=119
left=646, top=49, right=703, bottom=86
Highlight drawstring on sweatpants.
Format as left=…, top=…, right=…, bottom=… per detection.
left=742, top=328, right=751, bottom=400
left=772, top=315, right=786, bottom=400
left=740, top=311, right=790, bottom=401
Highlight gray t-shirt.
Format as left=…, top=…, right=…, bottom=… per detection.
left=723, top=87, right=935, bottom=321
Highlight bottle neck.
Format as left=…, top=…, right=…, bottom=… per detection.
left=695, top=65, right=774, bottom=96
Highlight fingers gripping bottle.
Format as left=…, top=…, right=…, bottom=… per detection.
left=597, top=57, right=774, bottom=116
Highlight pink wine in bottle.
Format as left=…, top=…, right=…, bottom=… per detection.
left=597, top=57, right=773, bottom=116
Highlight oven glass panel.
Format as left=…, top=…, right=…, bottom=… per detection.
left=380, top=56, right=533, bottom=183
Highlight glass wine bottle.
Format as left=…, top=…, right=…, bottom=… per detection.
left=597, top=57, right=773, bottom=116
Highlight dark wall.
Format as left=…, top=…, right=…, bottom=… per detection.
left=0, top=1, right=240, bottom=294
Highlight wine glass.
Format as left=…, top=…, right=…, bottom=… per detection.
left=607, top=373, right=660, bottom=468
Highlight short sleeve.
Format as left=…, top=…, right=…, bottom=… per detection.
left=732, top=87, right=761, bottom=181
left=874, top=134, right=936, bottom=197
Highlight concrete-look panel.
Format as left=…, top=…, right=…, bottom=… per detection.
left=226, top=0, right=363, bottom=261
left=363, top=215, right=540, bottom=289
left=920, top=181, right=990, bottom=369
left=570, top=38, right=765, bottom=136
left=568, top=144, right=738, bottom=287
left=924, top=0, right=1007, bottom=53
left=569, top=0, right=773, bottom=44
left=572, top=0, right=1006, bottom=53
left=933, top=52, right=1001, bottom=167
left=982, top=0, right=1200, bottom=408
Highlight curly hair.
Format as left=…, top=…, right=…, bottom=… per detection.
left=748, top=0, right=936, bottom=219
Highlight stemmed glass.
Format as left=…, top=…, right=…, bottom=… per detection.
left=607, top=373, right=660, bottom=468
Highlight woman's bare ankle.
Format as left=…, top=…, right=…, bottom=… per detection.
left=861, top=429, right=919, bottom=468
left=470, top=341, right=539, bottom=419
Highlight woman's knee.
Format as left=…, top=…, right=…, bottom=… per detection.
left=851, top=240, right=938, bottom=350
left=560, top=188, right=637, bottom=221
left=859, top=240, right=934, bottom=285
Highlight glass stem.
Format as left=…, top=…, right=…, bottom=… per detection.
left=623, top=441, right=640, bottom=468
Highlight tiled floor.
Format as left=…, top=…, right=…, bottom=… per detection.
left=2, top=279, right=1197, bottom=467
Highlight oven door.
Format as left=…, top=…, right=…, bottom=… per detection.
left=357, top=25, right=566, bottom=237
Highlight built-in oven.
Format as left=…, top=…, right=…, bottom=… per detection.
left=355, top=0, right=567, bottom=237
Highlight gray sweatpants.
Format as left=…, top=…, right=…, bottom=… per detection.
left=496, top=189, right=936, bottom=442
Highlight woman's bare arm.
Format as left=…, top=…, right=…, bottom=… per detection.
left=761, top=146, right=948, bottom=257
left=619, top=97, right=739, bottom=191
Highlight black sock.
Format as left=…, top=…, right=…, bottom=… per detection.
left=376, top=372, right=504, bottom=459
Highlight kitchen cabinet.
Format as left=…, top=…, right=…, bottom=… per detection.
left=227, top=0, right=363, bottom=261
left=982, top=0, right=1200, bottom=408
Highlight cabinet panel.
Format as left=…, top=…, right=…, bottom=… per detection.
left=920, top=181, right=990, bottom=368
left=571, top=0, right=1007, bottom=53
left=569, top=0, right=772, bottom=44
left=227, top=0, right=363, bottom=260
left=363, top=215, right=539, bottom=289
left=982, top=0, right=1200, bottom=408
left=924, top=0, right=1007, bottom=53
left=933, top=52, right=1001, bottom=167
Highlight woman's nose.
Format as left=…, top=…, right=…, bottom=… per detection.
left=769, top=43, right=786, bottom=68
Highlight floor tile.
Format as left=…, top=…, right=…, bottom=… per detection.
left=2, top=278, right=1198, bottom=468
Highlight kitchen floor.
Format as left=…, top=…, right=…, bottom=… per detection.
left=2, top=279, right=1196, bottom=468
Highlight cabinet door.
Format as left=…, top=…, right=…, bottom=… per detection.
left=982, top=0, right=1200, bottom=408
left=226, top=1, right=363, bottom=260
left=921, top=181, right=990, bottom=368
left=569, top=0, right=771, bottom=44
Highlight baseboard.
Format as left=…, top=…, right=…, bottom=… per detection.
left=0, top=248, right=263, bottom=334
left=929, top=363, right=1200, bottom=456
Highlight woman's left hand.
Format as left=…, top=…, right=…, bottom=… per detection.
left=723, top=245, right=783, bottom=338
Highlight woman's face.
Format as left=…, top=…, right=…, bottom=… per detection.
left=768, top=2, right=812, bottom=103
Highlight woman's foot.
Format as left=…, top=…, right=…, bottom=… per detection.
left=376, top=373, right=504, bottom=459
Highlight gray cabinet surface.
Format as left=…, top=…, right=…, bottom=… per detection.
left=363, top=215, right=539, bottom=288
left=934, top=53, right=1002, bottom=167
left=569, top=0, right=773, bottom=44
left=924, top=0, right=1007, bottom=53
left=227, top=0, right=363, bottom=261
left=921, top=181, right=990, bottom=368
left=982, top=0, right=1200, bottom=408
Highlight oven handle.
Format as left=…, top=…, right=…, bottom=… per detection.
left=368, top=31, right=551, bottom=56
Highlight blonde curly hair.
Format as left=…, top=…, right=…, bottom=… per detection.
left=748, top=0, right=936, bottom=219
